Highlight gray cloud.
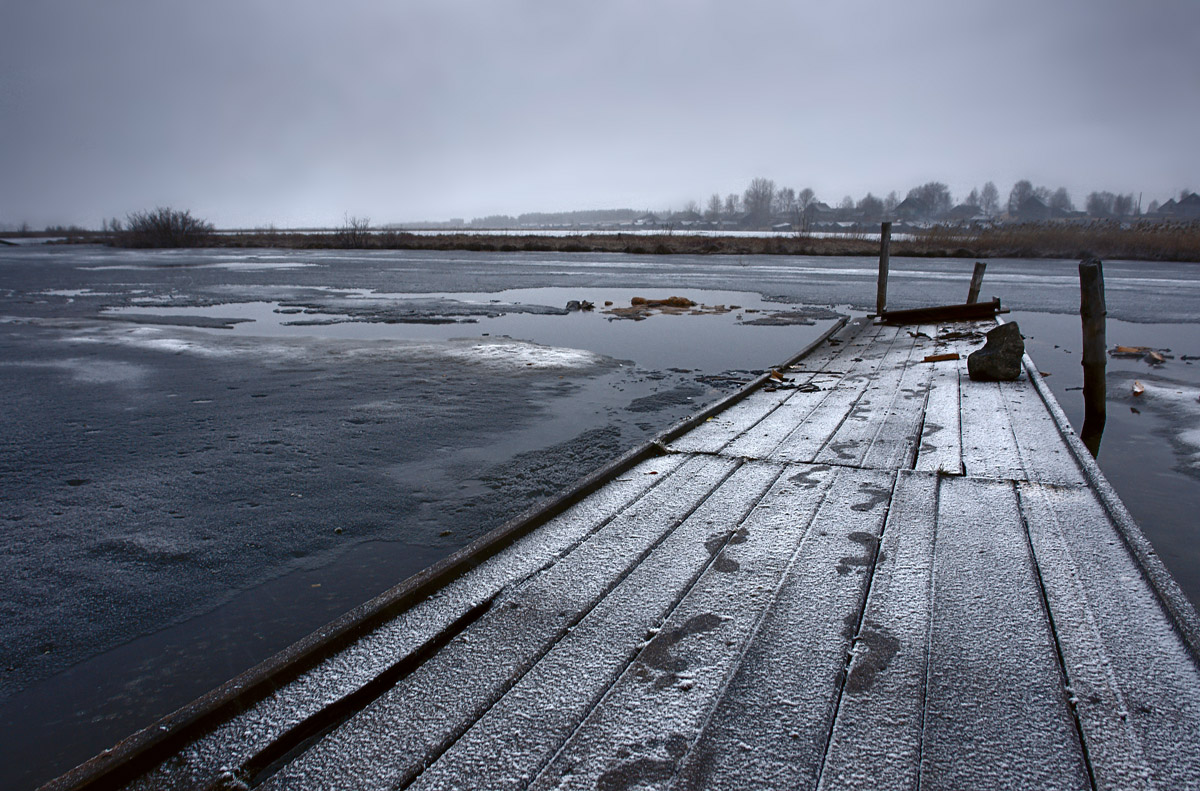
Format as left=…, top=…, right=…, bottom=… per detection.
left=2, top=0, right=1197, bottom=227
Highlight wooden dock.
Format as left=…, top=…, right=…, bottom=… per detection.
left=48, top=317, right=1200, bottom=791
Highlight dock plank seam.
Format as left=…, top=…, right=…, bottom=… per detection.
left=812, top=471, right=904, bottom=788
left=1014, top=482, right=1100, bottom=791
left=912, top=472, right=943, bottom=791
left=664, top=466, right=896, bottom=789
left=499, top=463, right=793, bottom=791
left=385, top=456, right=752, bottom=790
left=686, top=319, right=881, bottom=457
left=625, top=464, right=844, bottom=788
left=805, top=324, right=911, bottom=464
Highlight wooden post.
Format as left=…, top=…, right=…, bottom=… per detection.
left=876, top=221, right=891, bottom=316
left=966, top=261, right=987, bottom=304
left=1079, top=258, right=1106, bottom=457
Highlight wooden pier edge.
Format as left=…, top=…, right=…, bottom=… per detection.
left=40, top=317, right=853, bottom=791
left=1019, top=343, right=1200, bottom=663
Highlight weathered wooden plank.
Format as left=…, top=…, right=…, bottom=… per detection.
left=607, top=467, right=895, bottom=791
left=881, top=297, right=1002, bottom=324
left=1001, top=357, right=1087, bottom=486
left=409, top=461, right=793, bottom=791
left=669, top=319, right=875, bottom=455
left=518, top=462, right=851, bottom=791
left=958, top=378, right=1027, bottom=481
left=919, top=475, right=1089, bottom=790
left=819, top=325, right=938, bottom=470
left=768, top=325, right=908, bottom=464
left=817, top=470, right=938, bottom=790
left=912, top=356, right=962, bottom=475
left=1020, top=482, right=1200, bottom=789
left=720, top=372, right=844, bottom=459
left=260, top=454, right=739, bottom=791
left=124, top=454, right=690, bottom=791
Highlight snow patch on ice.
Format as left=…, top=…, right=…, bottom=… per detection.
left=439, top=339, right=606, bottom=369
left=58, top=322, right=613, bottom=371
left=1120, top=376, right=1200, bottom=473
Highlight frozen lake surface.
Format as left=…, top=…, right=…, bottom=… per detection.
left=2, top=246, right=1199, bottom=790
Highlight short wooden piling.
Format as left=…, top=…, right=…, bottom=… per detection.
left=876, top=221, right=891, bottom=316
left=967, top=262, right=987, bottom=304
left=1079, top=258, right=1106, bottom=457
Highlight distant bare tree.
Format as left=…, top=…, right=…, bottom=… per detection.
left=724, top=193, right=742, bottom=218
left=705, top=194, right=722, bottom=223
left=1147, top=199, right=1160, bottom=214
left=1049, top=187, right=1075, bottom=213
left=743, top=178, right=777, bottom=227
left=857, top=193, right=883, bottom=221
left=883, top=191, right=899, bottom=215
left=797, top=188, right=816, bottom=212
left=774, top=187, right=796, bottom=216
left=121, top=207, right=213, bottom=247
left=682, top=200, right=701, bottom=216
left=336, top=214, right=372, bottom=248
left=979, top=182, right=1000, bottom=216
left=965, top=187, right=980, bottom=207
left=1112, top=193, right=1135, bottom=218
left=1086, top=191, right=1116, bottom=217
left=907, top=182, right=953, bottom=216
left=1008, top=180, right=1034, bottom=215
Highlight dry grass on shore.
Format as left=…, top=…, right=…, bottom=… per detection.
left=46, top=221, right=1200, bottom=261
left=910, top=221, right=1200, bottom=262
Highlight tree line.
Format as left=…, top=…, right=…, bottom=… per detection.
left=675, top=178, right=1178, bottom=227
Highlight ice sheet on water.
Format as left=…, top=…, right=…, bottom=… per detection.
left=0, top=357, right=150, bottom=384
left=60, top=321, right=614, bottom=371
left=1115, top=373, right=1200, bottom=473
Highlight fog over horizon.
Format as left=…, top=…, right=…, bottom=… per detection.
left=2, top=0, right=1198, bottom=229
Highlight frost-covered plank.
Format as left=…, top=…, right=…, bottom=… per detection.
left=820, top=326, right=937, bottom=470
left=768, top=326, right=908, bottom=465
left=125, top=454, right=688, bottom=791
left=913, top=357, right=962, bottom=475
left=1020, top=482, right=1200, bottom=789
left=657, top=467, right=897, bottom=791
left=521, top=462, right=846, bottom=791
left=409, top=461, right=786, bottom=791
left=920, top=475, right=1089, bottom=790
left=1001, top=359, right=1087, bottom=486
left=958, top=379, right=1026, bottom=481
left=259, top=454, right=738, bottom=791
left=669, top=320, right=873, bottom=455
left=667, top=388, right=800, bottom=454
left=721, top=372, right=843, bottom=459
left=818, top=470, right=938, bottom=791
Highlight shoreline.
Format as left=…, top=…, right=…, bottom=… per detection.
left=11, top=224, right=1200, bottom=262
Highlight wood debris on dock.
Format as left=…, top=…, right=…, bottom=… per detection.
left=46, top=317, right=1200, bottom=791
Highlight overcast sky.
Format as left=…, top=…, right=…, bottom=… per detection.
left=2, top=0, right=1198, bottom=228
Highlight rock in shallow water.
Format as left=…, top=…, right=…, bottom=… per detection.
left=967, top=322, right=1025, bottom=381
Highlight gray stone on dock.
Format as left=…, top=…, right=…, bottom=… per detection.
left=967, top=321, right=1025, bottom=381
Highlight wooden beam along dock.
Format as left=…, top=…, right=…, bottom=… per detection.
left=47, top=317, right=1200, bottom=791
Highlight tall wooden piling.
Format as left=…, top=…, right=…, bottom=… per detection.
left=1079, top=258, right=1106, bottom=457
left=967, top=262, right=987, bottom=304
left=876, top=221, right=891, bottom=316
